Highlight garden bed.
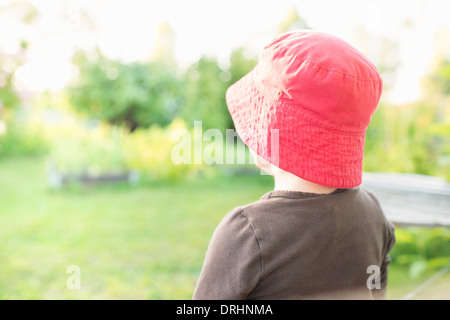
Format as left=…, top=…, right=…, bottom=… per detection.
left=46, top=161, right=139, bottom=188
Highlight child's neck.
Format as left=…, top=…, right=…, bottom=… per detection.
left=273, top=171, right=337, bottom=195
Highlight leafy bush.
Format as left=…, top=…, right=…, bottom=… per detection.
left=45, top=116, right=215, bottom=182
left=47, top=118, right=125, bottom=176
left=67, top=47, right=258, bottom=133
left=390, top=228, right=450, bottom=279
left=179, top=56, right=230, bottom=131
left=364, top=101, right=446, bottom=179
left=0, top=110, right=48, bottom=156
left=122, top=118, right=213, bottom=180
left=179, top=50, right=257, bottom=132
left=68, top=50, right=183, bottom=132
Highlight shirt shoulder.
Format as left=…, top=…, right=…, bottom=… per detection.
left=192, top=205, right=263, bottom=299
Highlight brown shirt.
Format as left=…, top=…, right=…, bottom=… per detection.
left=192, top=186, right=395, bottom=300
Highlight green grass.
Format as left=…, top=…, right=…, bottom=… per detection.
left=387, top=265, right=450, bottom=300
left=0, top=156, right=272, bottom=299
left=0, top=156, right=448, bottom=299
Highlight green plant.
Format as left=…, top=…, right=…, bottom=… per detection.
left=390, top=228, right=450, bottom=279
left=44, top=116, right=217, bottom=182
left=364, top=102, right=442, bottom=178
left=179, top=56, right=231, bottom=131
left=68, top=50, right=183, bottom=132
left=0, top=110, right=48, bottom=156
left=122, top=118, right=216, bottom=180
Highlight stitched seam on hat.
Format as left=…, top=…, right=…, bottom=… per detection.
left=280, top=141, right=362, bottom=167
left=230, top=75, right=368, bottom=136
left=276, top=100, right=366, bottom=136
left=239, top=124, right=363, bottom=167
left=228, top=79, right=367, bottom=136
left=228, top=48, right=379, bottom=136
left=232, top=101, right=365, bottom=140
left=284, top=126, right=363, bottom=148
left=286, top=159, right=359, bottom=178
left=288, top=163, right=358, bottom=182
left=239, top=124, right=362, bottom=175
left=284, top=133, right=364, bottom=155
left=241, top=131, right=360, bottom=181
left=281, top=143, right=363, bottom=170
left=243, top=129, right=363, bottom=176
left=290, top=131, right=361, bottom=148
left=278, top=119, right=364, bottom=148
left=273, top=43, right=381, bottom=83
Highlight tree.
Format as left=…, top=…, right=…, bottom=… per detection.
left=68, top=49, right=183, bottom=131
left=179, top=56, right=230, bottom=130
left=423, top=57, right=450, bottom=96
left=178, top=49, right=258, bottom=131
left=421, top=53, right=450, bottom=179
left=0, top=1, right=37, bottom=113
left=228, top=46, right=257, bottom=87
left=0, top=50, right=22, bottom=112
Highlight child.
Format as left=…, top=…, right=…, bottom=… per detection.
left=192, top=30, right=396, bottom=300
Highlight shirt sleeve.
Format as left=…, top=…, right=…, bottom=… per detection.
left=192, top=206, right=263, bottom=300
left=373, top=221, right=396, bottom=300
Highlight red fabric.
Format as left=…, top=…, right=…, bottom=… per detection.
left=226, top=30, right=383, bottom=188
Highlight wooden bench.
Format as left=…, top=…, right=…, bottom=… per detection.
left=362, top=172, right=450, bottom=228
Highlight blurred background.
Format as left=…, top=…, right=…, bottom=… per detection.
left=0, top=0, right=449, bottom=299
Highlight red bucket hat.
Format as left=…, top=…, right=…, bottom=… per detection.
left=226, top=30, right=383, bottom=188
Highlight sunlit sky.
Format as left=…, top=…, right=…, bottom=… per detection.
left=1, top=0, right=450, bottom=104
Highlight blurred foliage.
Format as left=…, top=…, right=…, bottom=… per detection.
left=0, top=3, right=41, bottom=156
left=179, top=49, right=257, bottom=131
left=0, top=1, right=36, bottom=112
left=0, top=55, right=21, bottom=112
left=424, top=57, right=450, bottom=95
left=390, top=228, right=450, bottom=279
left=43, top=115, right=215, bottom=181
left=0, top=109, right=48, bottom=156
left=0, top=5, right=448, bottom=182
left=179, top=56, right=230, bottom=130
left=68, top=50, right=183, bottom=132
left=122, top=118, right=214, bottom=180
left=364, top=101, right=439, bottom=176
left=228, top=47, right=258, bottom=91
left=68, top=47, right=257, bottom=133
left=47, top=118, right=125, bottom=176
left=364, top=56, right=450, bottom=180
left=421, top=57, right=450, bottom=178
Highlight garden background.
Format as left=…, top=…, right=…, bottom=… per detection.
left=0, top=0, right=449, bottom=299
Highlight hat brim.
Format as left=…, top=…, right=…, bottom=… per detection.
left=226, top=69, right=366, bottom=189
